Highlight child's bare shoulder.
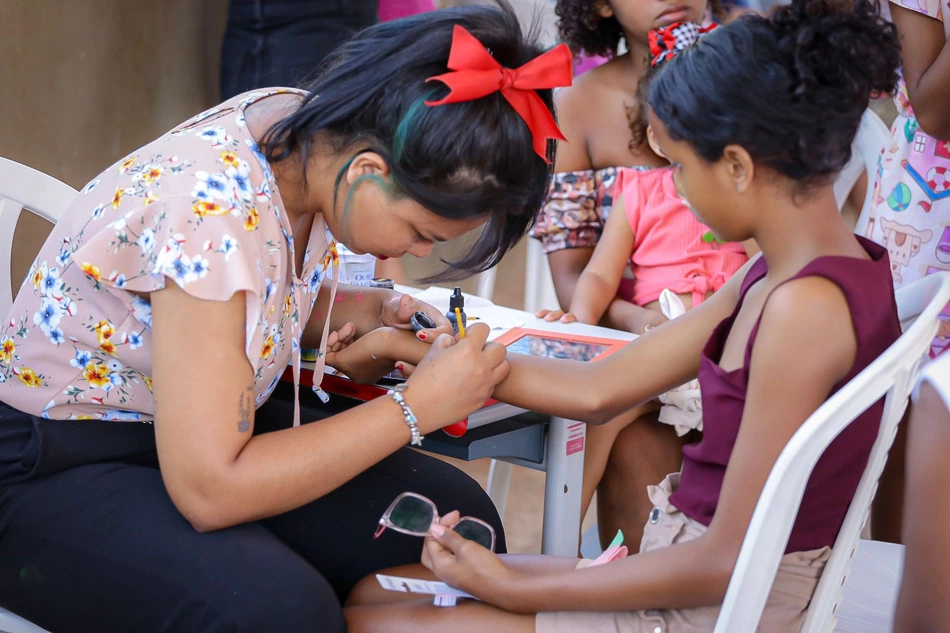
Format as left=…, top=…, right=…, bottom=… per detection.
left=763, top=276, right=855, bottom=351
left=560, top=57, right=638, bottom=109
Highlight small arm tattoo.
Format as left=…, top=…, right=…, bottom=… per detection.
left=237, top=387, right=253, bottom=433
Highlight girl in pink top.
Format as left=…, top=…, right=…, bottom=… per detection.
left=569, top=165, right=748, bottom=330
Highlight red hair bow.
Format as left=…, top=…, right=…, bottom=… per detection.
left=649, top=22, right=719, bottom=67
left=425, top=25, right=573, bottom=163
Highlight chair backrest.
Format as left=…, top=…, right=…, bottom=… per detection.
left=523, top=232, right=561, bottom=313
left=0, top=157, right=78, bottom=318
left=474, top=266, right=498, bottom=301
left=833, top=110, right=891, bottom=237
left=712, top=272, right=950, bottom=633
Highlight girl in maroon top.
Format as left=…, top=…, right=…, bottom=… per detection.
left=344, top=0, right=905, bottom=631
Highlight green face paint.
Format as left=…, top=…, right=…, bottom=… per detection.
left=335, top=162, right=403, bottom=244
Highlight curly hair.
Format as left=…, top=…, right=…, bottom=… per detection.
left=626, top=65, right=658, bottom=152
left=555, top=0, right=625, bottom=58
left=649, top=0, right=900, bottom=187
left=556, top=0, right=726, bottom=58
left=626, top=11, right=729, bottom=152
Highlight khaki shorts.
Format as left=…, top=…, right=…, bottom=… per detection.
left=535, top=474, right=830, bottom=633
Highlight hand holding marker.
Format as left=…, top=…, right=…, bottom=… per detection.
left=406, top=289, right=490, bottom=438
left=434, top=288, right=469, bottom=437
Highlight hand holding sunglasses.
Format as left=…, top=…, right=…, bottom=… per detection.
left=421, top=509, right=517, bottom=605
left=375, top=492, right=496, bottom=552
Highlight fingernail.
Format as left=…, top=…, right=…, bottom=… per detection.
left=396, top=363, right=405, bottom=372
left=418, top=332, right=427, bottom=341
left=430, top=524, right=445, bottom=537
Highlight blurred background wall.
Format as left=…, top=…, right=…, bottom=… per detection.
left=0, top=0, right=230, bottom=188
left=1, top=0, right=230, bottom=287
left=1, top=0, right=558, bottom=307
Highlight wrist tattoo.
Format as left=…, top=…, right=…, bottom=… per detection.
left=237, top=387, right=253, bottom=433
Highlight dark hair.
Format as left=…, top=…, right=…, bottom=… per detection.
left=555, top=0, right=625, bottom=58
left=627, top=23, right=721, bottom=152
left=627, top=53, right=664, bottom=151
left=555, top=0, right=725, bottom=59
left=649, top=0, right=900, bottom=188
left=261, top=2, right=556, bottom=279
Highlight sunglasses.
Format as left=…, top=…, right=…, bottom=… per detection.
left=374, top=492, right=496, bottom=552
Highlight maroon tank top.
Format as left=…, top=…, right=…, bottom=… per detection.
left=668, top=237, right=901, bottom=553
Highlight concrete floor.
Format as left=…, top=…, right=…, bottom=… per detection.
left=435, top=453, right=599, bottom=555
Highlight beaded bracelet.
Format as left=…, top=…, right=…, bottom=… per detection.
left=388, top=383, right=423, bottom=446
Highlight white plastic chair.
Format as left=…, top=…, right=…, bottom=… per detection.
left=807, top=108, right=897, bottom=633
left=523, top=238, right=559, bottom=314
left=0, top=156, right=77, bottom=318
left=833, top=109, right=891, bottom=237
left=0, top=157, right=73, bottom=633
left=833, top=539, right=903, bottom=633
left=713, top=272, right=950, bottom=633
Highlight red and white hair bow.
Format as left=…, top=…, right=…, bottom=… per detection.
left=649, top=21, right=719, bottom=67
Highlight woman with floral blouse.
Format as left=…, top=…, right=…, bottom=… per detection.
left=0, top=4, right=570, bottom=632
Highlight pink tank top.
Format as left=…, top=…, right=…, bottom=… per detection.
left=669, top=238, right=901, bottom=552
left=618, top=168, right=748, bottom=307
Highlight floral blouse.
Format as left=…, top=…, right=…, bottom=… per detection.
left=0, top=89, right=336, bottom=424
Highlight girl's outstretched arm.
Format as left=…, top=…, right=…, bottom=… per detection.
left=491, top=256, right=758, bottom=423
left=422, top=276, right=857, bottom=615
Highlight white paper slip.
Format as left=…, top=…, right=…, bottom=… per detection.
left=403, top=285, right=495, bottom=311
left=375, top=574, right=478, bottom=600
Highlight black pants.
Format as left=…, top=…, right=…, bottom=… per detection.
left=0, top=395, right=504, bottom=633
left=220, top=0, right=378, bottom=100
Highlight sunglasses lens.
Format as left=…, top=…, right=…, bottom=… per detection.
left=454, top=519, right=494, bottom=551
left=389, top=496, right=435, bottom=534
